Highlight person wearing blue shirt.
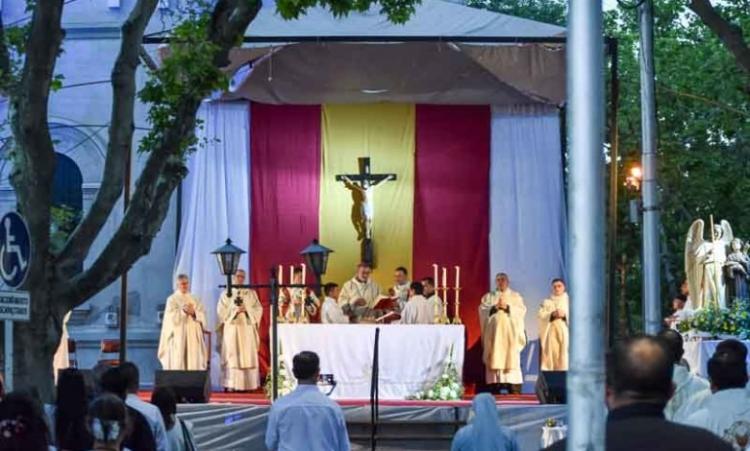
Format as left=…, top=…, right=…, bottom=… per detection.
left=265, top=351, right=351, bottom=451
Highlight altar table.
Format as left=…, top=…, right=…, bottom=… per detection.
left=278, top=324, right=465, bottom=400
left=683, top=339, right=750, bottom=378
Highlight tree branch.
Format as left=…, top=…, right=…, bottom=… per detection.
left=0, top=16, right=12, bottom=95
left=689, top=0, right=750, bottom=75
left=55, top=0, right=159, bottom=273
left=9, top=0, right=65, bottom=296
left=62, top=0, right=262, bottom=306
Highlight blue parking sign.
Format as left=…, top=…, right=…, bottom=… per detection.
left=0, top=212, right=30, bottom=289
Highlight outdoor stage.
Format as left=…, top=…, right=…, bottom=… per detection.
left=139, top=392, right=565, bottom=450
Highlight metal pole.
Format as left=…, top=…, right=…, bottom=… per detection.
left=567, top=0, right=606, bottom=449
left=639, top=0, right=661, bottom=334
left=607, top=40, right=620, bottom=346
left=4, top=321, right=13, bottom=391
left=270, top=269, right=279, bottom=400
left=119, top=147, right=132, bottom=363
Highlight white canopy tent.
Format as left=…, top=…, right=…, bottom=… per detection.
left=148, top=0, right=568, bottom=105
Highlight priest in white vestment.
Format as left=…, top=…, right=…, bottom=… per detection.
left=280, top=268, right=319, bottom=323
left=322, top=283, right=349, bottom=324
left=657, top=329, right=710, bottom=422
left=400, top=282, right=436, bottom=325
left=480, top=273, right=527, bottom=394
left=391, top=266, right=411, bottom=312
left=338, top=263, right=381, bottom=321
left=685, top=351, right=750, bottom=449
left=158, top=274, right=208, bottom=370
left=53, top=311, right=72, bottom=382
left=538, top=279, right=569, bottom=371
left=217, top=269, right=263, bottom=391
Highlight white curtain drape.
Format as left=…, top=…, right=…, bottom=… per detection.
left=490, top=105, right=567, bottom=341
left=174, top=101, right=251, bottom=387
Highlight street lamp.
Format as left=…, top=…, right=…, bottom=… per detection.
left=300, top=239, right=333, bottom=295
left=211, top=238, right=245, bottom=296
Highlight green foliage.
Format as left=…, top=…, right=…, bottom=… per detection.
left=466, top=0, right=566, bottom=26
left=276, top=0, right=420, bottom=24
left=409, top=345, right=463, bottom=401
left=50, top=204, right=79, bottom=253
left=677, top=300, right=750, bottom=338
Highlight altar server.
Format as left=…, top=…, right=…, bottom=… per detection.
left=538, top=279, right=569, bottom=371
left=658, top=329, right=709, bottom=422
left=217, top=269, right=263, bottom=391
left=685, top=349, right=750, bottom=449
left=339, top=262, right=381, bottom=319
left=158, top=274, right=207, bottom=370
left=422, top=277, right=443, bottom=314
left=400, top=282, right=435, bottom=324
left=480, top=273, right=527, bottom=394
left=391, top=266, right=411, bottom=311
left=322, top=283, right=349, bottom=324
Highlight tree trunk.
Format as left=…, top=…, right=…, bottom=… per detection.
left=11, top=288, right=67, bottom=402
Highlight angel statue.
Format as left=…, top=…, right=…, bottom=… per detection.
left=685, top=218, right=734, bottom=309
left=725, top=238, right=750, bottom=301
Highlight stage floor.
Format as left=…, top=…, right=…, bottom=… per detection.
left=139, top=391, right=561, bottom=451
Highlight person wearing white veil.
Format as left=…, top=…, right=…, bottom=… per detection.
left=450, top=393, right=519, bottom=451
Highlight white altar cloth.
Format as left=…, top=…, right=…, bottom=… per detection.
left=278, top=324, right=465, bottom=399
left=683, top=339, right=750, bottom=378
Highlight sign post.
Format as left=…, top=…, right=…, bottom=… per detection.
left=0, top=212, right=31, bottom=391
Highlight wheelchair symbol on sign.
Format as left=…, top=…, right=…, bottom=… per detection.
left=0, top=212, right=30, bottom=289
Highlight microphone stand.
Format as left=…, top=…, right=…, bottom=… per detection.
left=370, top=327, right=380, bottom=451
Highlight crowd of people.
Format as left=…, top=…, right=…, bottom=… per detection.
left=0, top=363, right=196, bottom=451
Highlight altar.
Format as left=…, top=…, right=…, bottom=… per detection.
left=278, top=324, right=465, bottom=400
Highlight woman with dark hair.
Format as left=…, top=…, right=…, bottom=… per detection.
left=151, top=387, right=196, bottom=451
left=0, top=391, right=50, bottom=451
left=87, top=393, right=129, bottom=451
left=47, top=368, right=94, bottom=450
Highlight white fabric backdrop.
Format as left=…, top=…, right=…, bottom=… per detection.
left=174, top=101, right=251, bottom=387
left=278, top=324, right=465, bottom=399
left=490, top=104, right=567, bottom=342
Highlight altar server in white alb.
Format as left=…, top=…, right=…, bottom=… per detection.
left=657, top=329, right=709, bottom=422
left=338, top=263, right=382, bottom=320
left=391, top=266, right=411, bottom=311
left=400, top=282, right=435, bottom=324
left=158, top=274, right=207, bottom=370
left=538, top=278, right=569, bottom=371
left=321, top=283, right=350, bottom=324
left=217, top=269, right=263, bottom=391
left=421, top=277, right=443, bottom=314
left=480, top=273, right=527, bottom=394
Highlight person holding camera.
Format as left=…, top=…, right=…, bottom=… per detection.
left=217, top=269, right=264, bottom=391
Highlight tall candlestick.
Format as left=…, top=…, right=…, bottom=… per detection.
left=452, top=265, right=462, bottom=325
left=278, top=265, right=283, bottom=285
left=455, top=266, right=460, bottom=289
left=289, top=266, right=294, bottom=286
left=432, top=264, right=439, bottom=288
left=301, top=263, right=306, bottom=287
left=277, top=265, right=285, bottom=323
left=442, top=267, right=447, bottom=290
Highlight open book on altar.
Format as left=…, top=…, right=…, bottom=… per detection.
left=373, top=296, right=399, bottom=311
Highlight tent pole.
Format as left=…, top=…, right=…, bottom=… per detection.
left=567, top=0, right=606, bottom=449
left=638, top=0, right=661, bottom=335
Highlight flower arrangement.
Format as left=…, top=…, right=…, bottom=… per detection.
left=409, top=345, right=464, bottom=401
left=264, top=356, right=296, bottom=399
left=678, top=299, right=750, bottom=339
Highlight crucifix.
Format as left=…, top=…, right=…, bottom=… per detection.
left=335, top=157, right=397, bottom=267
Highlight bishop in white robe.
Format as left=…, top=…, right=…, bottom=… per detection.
left=400, top=283, right=435, bottom=324
left=338, top=263, right=381, bottom=320
left=538, top=279, right=569, bottom=371
left=217, top=270, right=263, bottom=391
left=158, top=275, right=207, bottom=370
left=480, top=273, right=527, bottom=391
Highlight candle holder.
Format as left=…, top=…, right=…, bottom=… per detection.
left=452, top=287, right=462, bottom=325
left=440, top=285, right=450, bottom=324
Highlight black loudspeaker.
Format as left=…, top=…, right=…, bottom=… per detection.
left=535, top=371, right=567, bottom=404
left=155, top=370, right=210, bottom=403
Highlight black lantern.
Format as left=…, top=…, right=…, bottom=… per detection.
left=212, top=239, right=245, bottom=296
left=300, top=239, right=333, bottom=282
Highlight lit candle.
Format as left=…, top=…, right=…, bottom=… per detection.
left=455, top=266, right=460, bottom=289
left=442, top=267, right=447, bottom=291
left=432, top=264, right=439, bottom=289
left=278, top=265, right=283, bottom=284
left=301, top=263, right=306, bottom=286
left=289, top=265, right=294, bottom=285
